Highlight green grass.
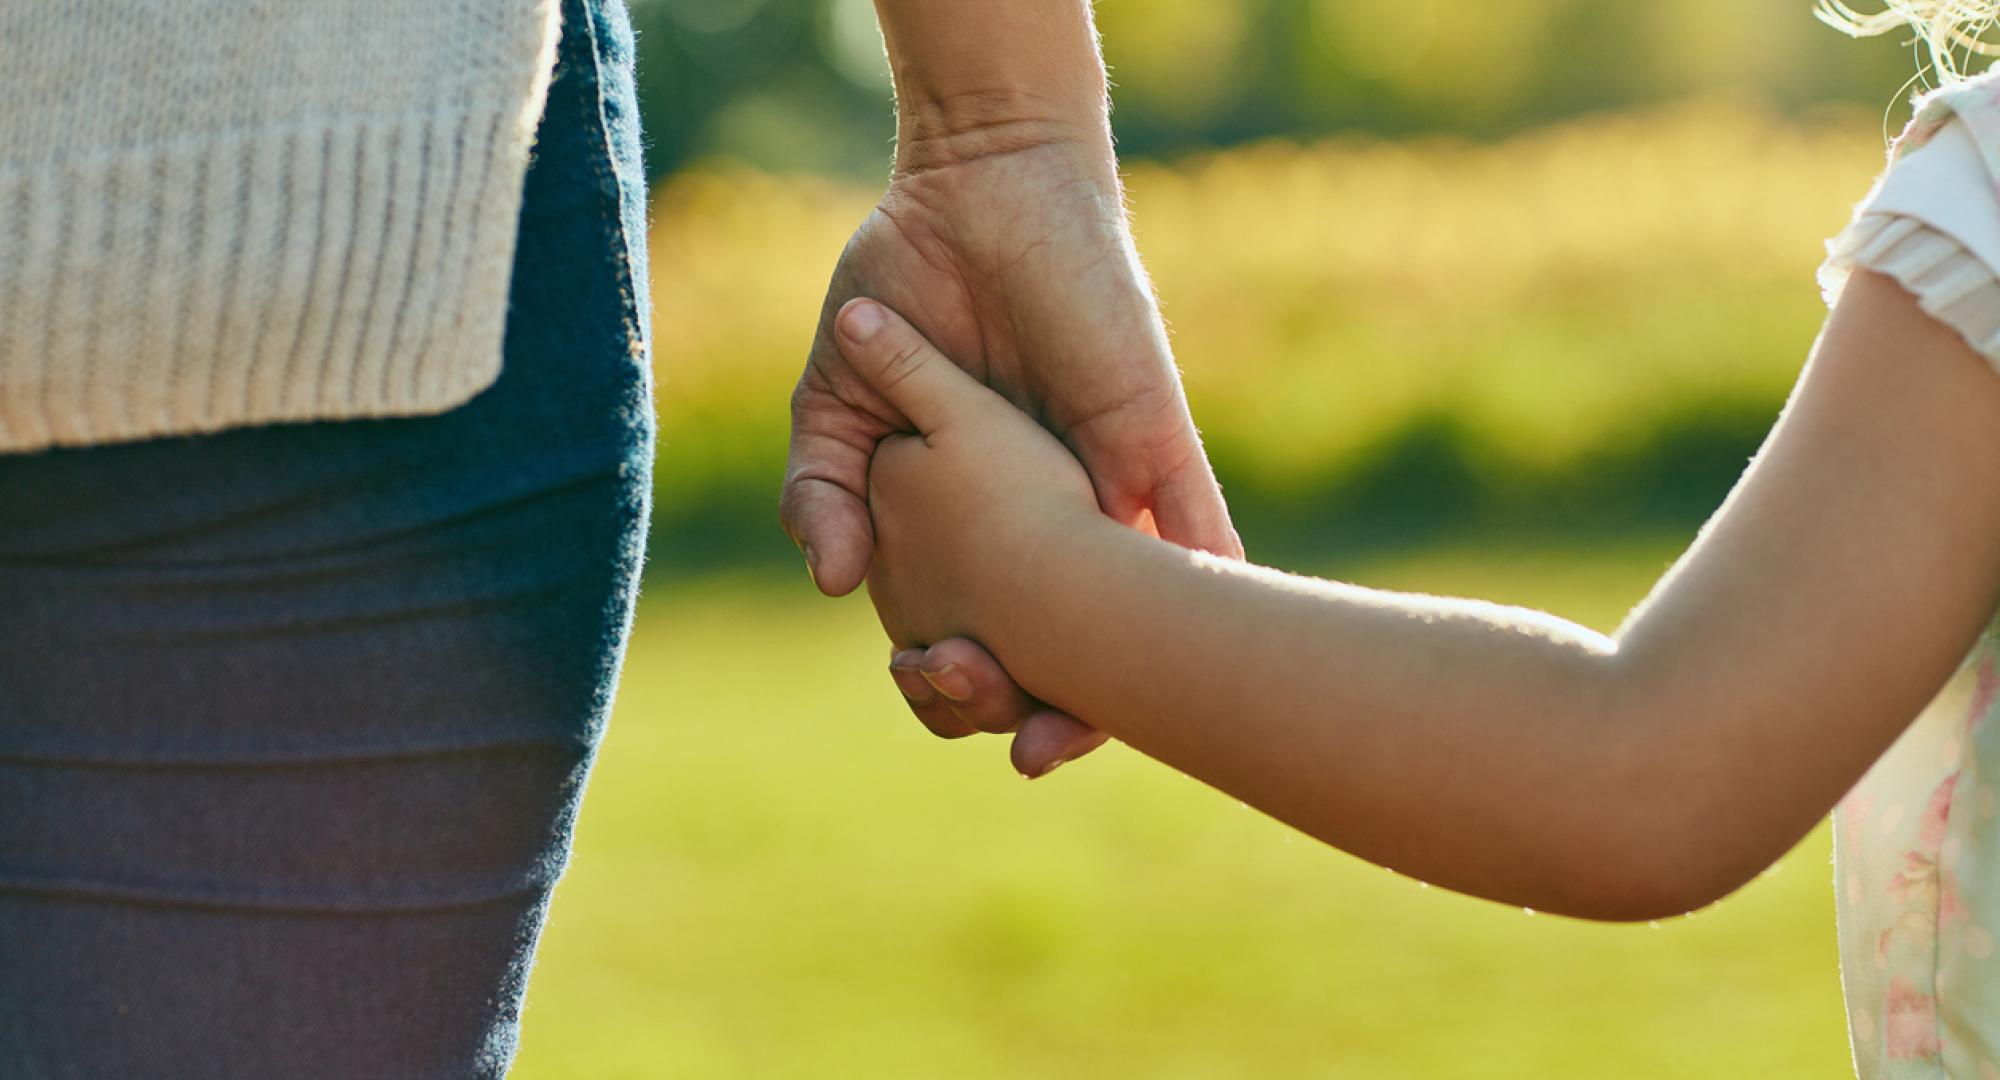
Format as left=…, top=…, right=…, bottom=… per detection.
left=511, top=535, right=1851, bottom=1079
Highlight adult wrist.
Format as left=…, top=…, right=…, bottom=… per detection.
left=892, top=88, right=1114, bottom=176
left=874, top=0, right=1114, bottom=174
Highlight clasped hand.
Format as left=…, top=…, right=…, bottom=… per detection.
left=780, top=139, right=1239, bottom=777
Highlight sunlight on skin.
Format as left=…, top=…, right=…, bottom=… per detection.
left=847, top=266, right=2000, bottom=922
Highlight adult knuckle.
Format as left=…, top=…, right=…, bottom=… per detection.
left=775, top=480, right=808, bottom=533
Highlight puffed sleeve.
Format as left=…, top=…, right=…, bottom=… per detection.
left=1819, top=114, right=2000, bottom=362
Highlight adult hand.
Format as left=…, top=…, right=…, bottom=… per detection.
left=781, top=128, right=1241, bottom=775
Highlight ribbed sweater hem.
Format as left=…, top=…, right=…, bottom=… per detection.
left=0, top=103, right=538, bottom=453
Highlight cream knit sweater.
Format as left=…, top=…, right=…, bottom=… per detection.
left=0, top=1, right=562, bottom=453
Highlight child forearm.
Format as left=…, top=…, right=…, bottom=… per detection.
left=980, top=515, right=1689, bottom=919
left=852, top=270, right=2000, bottom=921
left=956, top=273, right=2000, bottom=922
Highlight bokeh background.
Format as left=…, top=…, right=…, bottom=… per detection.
left=515, top=2, right=1942, bottom=1075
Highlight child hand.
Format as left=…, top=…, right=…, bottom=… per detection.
left=832, top=298, right=1101, bottom=655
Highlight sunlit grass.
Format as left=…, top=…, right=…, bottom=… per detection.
left=512, top=534, right=1849, bottom=1079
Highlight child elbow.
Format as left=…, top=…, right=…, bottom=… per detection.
left=1564, top=817, right=1760, bottom=923
left=1550, top=710, right=1773, bottom=922
left=1531, top=772, right=1756, bottom=920
left=1567, top=867, right=1738, bottom=924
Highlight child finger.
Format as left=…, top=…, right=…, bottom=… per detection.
left=834, top=298, right=984, bottom=436
left=918, top=637, right=1038, bottom=734
left=890, top=654, right=979, bottom=739
left=1012, top=710, right=1112, bottom=779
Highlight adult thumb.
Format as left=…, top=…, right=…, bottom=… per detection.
left=1148, top=447, right=1245, bottom=560
left=834, top=298, right=980, bottom=436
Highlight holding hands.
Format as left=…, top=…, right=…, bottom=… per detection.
left=834, top=297, right=1110, bottom=774
left=779, top=0, right=1239, bottom=775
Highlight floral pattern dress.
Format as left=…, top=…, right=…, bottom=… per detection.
left=1822, top=69, right=2000, bottom=1079
left=1833, top=629, right=2000, bottom=1075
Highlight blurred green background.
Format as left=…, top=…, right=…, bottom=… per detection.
left=513, top=1, right=1939, bottom=1075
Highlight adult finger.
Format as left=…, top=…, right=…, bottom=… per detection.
left=1066, top=400, right=1243, bottom=562
left=1147, top=433, right=1244, bottom=560
left=778, top=474, right=872, bottom=597
left=780, top=372, right=881, bottom=597
left=1012, top=711, right=1113, bottom=779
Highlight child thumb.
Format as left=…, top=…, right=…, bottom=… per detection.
left=835, top=298, right=978, bottom=436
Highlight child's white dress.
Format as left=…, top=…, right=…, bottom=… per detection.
left=1820, top=69, right=2000, bottom=1079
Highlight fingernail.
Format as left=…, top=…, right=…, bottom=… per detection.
left=802, top=544, right=819, bottom=585
left=920, top=664, right=973, bottom=703
left=889, top=649, right=924, bottom=670
left=842, top=300, right=885, bottom=342
left=1032, top=757, right=1067, bottom=780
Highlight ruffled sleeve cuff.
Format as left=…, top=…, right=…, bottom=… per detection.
left=1820, top=212, right=2000, bottom=365
left=1818, top=109, right=2000, bottom=367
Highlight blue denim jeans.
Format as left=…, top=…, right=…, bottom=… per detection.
left=0, top=0, right=654, bottom=1075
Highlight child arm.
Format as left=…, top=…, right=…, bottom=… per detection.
left=850, top=268, right=2000, bottom=921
